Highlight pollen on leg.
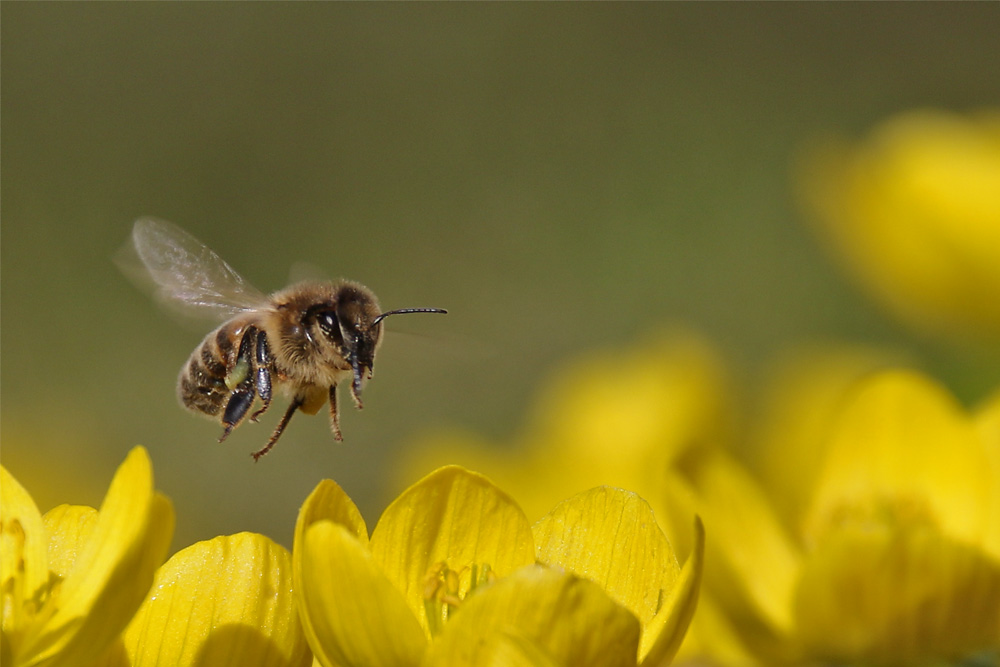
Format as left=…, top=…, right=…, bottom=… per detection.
left=225, top=358, right=250, bottom=391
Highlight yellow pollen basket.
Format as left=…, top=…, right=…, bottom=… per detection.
left=224, top=358, right=251, bottom=391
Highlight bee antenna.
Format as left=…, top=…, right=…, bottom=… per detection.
left=372, top=308, right=448, bottom=327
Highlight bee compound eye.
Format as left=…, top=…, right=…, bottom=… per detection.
left=315, top=311, right=343, bottom=343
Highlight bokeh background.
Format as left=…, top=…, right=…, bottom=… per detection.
left=3, top=3, right=999, bottom=550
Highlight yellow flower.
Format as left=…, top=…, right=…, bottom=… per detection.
left=293, top=466, right=703, bottom=666
left=663, top=369, right=1000, bottom=665
left=104, top=532, right=311, bottom=667
left=798, top=109, right=1000, bottom=344
left=1, top=446, right=174, bottom=667
left=396, top=332, right=729, bottom=662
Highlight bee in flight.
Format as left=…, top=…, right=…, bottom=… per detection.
left=126, top=218, right=447, bottom=460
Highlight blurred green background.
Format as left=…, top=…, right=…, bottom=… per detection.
left=3, top=3, right=999, bottom=550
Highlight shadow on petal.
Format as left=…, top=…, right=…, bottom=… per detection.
left=193, top=623, right=312, bottom=667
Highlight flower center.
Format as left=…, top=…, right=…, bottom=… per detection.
left=832, top=494, right=934, bottom=530
left=2, top=518, right=62, bottom=658
left=421, top=561, right=494, bottom=635
left=808, top=493, right=938, bottom=549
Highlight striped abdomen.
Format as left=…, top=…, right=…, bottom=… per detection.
left=177, top=319, right=250, bottom=417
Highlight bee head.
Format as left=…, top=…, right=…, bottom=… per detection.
left=308, top=283, right=447, bottom=406
left=305, top=286, right=381, bottom=403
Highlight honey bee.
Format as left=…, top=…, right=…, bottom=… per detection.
left=126, top=218, right=447, bottom=460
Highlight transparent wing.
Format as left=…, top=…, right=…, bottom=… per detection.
left=124, top=218, right=269, bottom=320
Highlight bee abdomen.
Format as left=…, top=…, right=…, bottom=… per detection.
left=177, top=325, right=238, bottom=416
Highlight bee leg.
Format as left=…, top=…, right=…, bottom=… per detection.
left=328, top=385, right=344, bottom=442
left=219, top=330, right=257, bottom=443
left=250, top=331, right=273, bottom=423
left=251, top=396, right=303, bottom=461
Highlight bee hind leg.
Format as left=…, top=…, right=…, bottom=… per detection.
left=251, top=396, right=303, bottom=461
left=219, top=386, right=255, bottom=442
left=219, top=330, right=258, bottom=442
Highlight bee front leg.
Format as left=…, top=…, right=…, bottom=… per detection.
left=219, top=329, right=257, bottom=442
left=250, top=331, right=273, bottom=423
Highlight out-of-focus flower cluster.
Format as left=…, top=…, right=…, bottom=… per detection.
left=4, top=108, right=996, bottom=667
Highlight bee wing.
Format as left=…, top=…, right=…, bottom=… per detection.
left=122, top=218, right=269, bottom=320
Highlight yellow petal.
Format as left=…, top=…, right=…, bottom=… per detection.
left=794, top=520, right=1000, bottom=664
left=662, top=447, right=800, bottom=658
left=641, top=517, right=705, bottom=666
left=19, top=447, right=175, bottom=667
left=123, top=532, right=310, bottom=667
left=532, top=487, right=680, bottom=659
left=42, top=505, right=99, bottom=582
left=458, top=633, right=561, bottom=667
left=369, top=466, right=535, bottom=634
left=673, top=591, right=761, bottom=667
left=395, top=430, right=540, bottom=519
left=295, top=479, right=369, bottom=548
left=750, top=345, right=899, bottom=530
left=424, top=565, right=641, bottom=667
left=975, top=388, right=1000, bottom=559
left=805, top=370, right=993, bottom=547
left=293, top=479, right=369, bottom=666
left=299, top=520, right=426, bottom=667
left=1, top=465, right=50, bottom=663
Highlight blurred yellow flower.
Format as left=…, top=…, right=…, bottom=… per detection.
left=293, top=466, right=703, bottom=666
left=1, top=446, right=174, bottom=667
left=798, top=109, right=1000, bottom=344
left=397, top=332, right=732, bottom=523
left=663, top=369, right=1000, bottom=665
left=748, top=344, right=901, bottom=532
